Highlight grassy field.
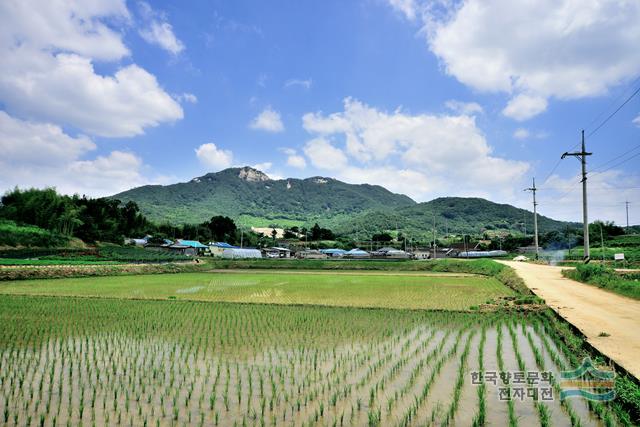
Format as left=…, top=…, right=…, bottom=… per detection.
left=1, top=295, right=635, bottom=427
left=563, top=264, right=640, bottom=300
left=0, top=270, right=513, bottom=310
left=0, top=260, right=637, bottom=426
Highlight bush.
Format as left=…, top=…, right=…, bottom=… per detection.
left=574, top=263, right=613, bottom=281
left=0, top=220, right=69, bottom=248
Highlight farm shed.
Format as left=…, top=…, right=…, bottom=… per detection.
left=176, top=239, right=209, bottom=255
left=209, top=242, right=237, bottom=257
left=165, top=244, right=197, bottom=256
left=263, top=247, right=292, bottom=258
left=221, top=248, right=263, bottom=259
left=297, top=249, right=328, bottom=259
left=371, top=247, right=410, bottom=259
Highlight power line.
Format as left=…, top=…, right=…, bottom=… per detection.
left=586, top=83, right=640, bottom=138
left=590, top=143, right=640, bottom=173
left=584, top=75, right=640, bottom=132
left=590, top=151, right=640, bottom=177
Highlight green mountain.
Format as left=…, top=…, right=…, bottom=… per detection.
left=111, top=167, right=416, bottom=225
left=330, top=197, right=577, bottom=240
left=112, top=167, right=577, bottom=237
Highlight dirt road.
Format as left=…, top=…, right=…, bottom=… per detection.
left=499, top=260, right=640, bottom=379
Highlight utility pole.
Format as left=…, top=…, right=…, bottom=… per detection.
left=562, top=130, right=592, bottom=262
left=626, top=201, right=630, bottom=233
left=600, top=223, right=605, bottom=262
left=524, top=178, right=539, bottom=259
left=432, top=215, right=437, bottom=259
left=240, top=229, right=244, bottom=248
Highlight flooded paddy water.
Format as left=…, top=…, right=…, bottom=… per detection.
left=0, top=295, right=618, bottom=426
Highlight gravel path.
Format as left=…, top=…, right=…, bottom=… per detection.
left=499, top=260, right=640, bottom=379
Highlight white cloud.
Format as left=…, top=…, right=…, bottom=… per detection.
left=138, top=2, right=184, bottom=55
left=633, top=114, right=640, bottom=127
left=67, top=151, right=147, bottom=195
left=388, top=0, right=418, bottom=20
left=0, top=0, right=183, bottom=138
left=0, top=112, right=148, bottom=196
left=287, top=155, right=307, bottom=169
left=284, top=78, right=313, bottom=89
left=502, top=94, right=548, bottom=121
left=537, top=171, right=640, bottom=225
left=176, top=92, right=198, bottom=104
left=281, top=148, right=307, bottom=169
left=0, top=111, right=95, bottom=166
left=513, top=128, right=530, bottom=140
left=513, top=127, right=547, bottom=140
left=303, top=138, right=348, bottom=171
left=444, top=100, right=483, bottom=115
left=250, top=107, right=285, bottom=132
left=422, top=0, right=640, bottom=120
left=195, top=143, right=233, bottom=170
left=0, top=0, right=131, bottom=61
left=302, top=98, right=529, bottom=201
left=252, top=162, right=272, bottom=172
left=1, top=52, right=183, bottom=137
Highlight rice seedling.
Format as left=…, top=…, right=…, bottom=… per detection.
left=0, top=290, right=633, bottom=426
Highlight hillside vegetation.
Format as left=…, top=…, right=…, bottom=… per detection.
left=112, top=167, right=415, bottom=224
left=112, top=167, right=576, bottom=238
left=331, top=197, right=574, bottom=239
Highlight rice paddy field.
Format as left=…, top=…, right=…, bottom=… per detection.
left=0, top=267, right=636, bottom=426
left=0, top=270, right=512, bottom=310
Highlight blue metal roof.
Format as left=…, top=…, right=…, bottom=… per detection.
left=176, top=239, right=208, bottom=248
left=210, top=242, right=237, bottom=248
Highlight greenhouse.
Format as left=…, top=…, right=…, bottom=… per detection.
left=221, top=248, right=263, bottom=259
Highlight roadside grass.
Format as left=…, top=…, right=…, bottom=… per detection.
left=563, top=264, right=640, bottom=300
left=0, top=270, right=514, bottom=310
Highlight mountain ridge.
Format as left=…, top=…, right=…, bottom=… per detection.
left=111, top=166, right=577, bottom=237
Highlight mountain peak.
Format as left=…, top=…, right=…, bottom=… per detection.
left=236, top=166, right=271, bottom=182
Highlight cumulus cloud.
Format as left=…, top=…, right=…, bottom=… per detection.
left=302, top=98, right=529, bottom=201
left=0, top=0, right=131, bottom=61
left=0, top=0, right=183, bottom=138
left=0, top=112, right=148, bottom=196
left=633, top=114, right=640, bottom=127
left=303, top=138, right=349, bottom=171
left=502, top=94, right=548, bottom=121
left=195, top=143, right=233, bottom=170
left=444, top=100, right=483, bottom=115
left=281, top=149, right=307, bottom=169
left=415, top=0, right=640, bottom=120
left=138, top=1, right=185, bottom=55
left=250, top=107, right=285, bottom=132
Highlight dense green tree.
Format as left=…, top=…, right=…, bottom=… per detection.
left=207, top=216, right=237, bottom=243
left=371, top=232, right=392, bottom=242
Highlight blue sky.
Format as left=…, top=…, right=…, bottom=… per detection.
left=1, top=0, right=639, bottom=225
